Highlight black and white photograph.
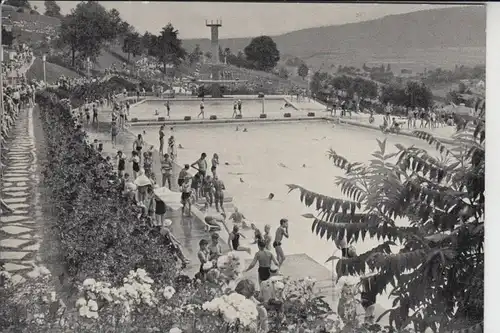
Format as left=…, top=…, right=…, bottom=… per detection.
left=0, top=1, right=488, bottom=332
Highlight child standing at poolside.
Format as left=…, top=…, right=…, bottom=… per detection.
left=198, top=99, right=205, bottom=119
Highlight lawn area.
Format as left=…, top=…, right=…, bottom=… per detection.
left=26, top=57, right=82, bottom=84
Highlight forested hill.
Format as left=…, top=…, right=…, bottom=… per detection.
left=182, top=6, right=485, bottom=58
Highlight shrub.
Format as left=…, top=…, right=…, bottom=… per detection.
left=35, top=91, right=179, bottom=286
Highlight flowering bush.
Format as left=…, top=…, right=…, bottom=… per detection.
left=203, top=292, right=259, bottom=329
left=36, top=90, right=180, bottom=286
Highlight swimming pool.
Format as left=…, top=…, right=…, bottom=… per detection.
left=130, top=98, right=311, bottom=120
left=132, top=121, right=434, bottom=305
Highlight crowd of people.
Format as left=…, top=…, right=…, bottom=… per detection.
left=1, top=44, right=34, bottom=84
left=0, top=45, right=37, bottom=215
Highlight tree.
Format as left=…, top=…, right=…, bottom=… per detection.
left=298, top=63, right=309, bottom=80
left=44, top=0, right=61, bottom=18
left=5, top=0, right=30, bottom=8
left=386, top=64, right=391, bottom=72
left=404, top=81, right=433, bottom=110
left=1, top=27, right=14, bottom=47
left=58, top=1, right=119, bottom=67
left=122, top=31, right=143, bottom=63
left=204, top=51, right=212, bottom=60
left=148, top=24, right=186, bottom=73
left=278, top=67, right=289, bottom=79
left=244, top=35, right=280, bottom=71
left=188, top=44, right=202, bottom=65
left=380, top=84, right=407, bottom=106
left=289, top=116, right=484, bottom=332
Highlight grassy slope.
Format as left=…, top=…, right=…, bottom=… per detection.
left=26, top=57, right=82, bottom=84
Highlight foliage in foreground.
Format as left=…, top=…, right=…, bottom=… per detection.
left=289, top=116, right=484, bottom=332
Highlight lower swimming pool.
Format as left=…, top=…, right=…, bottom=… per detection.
left=131, top=120, right=435, bottom=310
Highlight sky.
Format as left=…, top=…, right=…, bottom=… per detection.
left=30, top=1, right=465, bottom=39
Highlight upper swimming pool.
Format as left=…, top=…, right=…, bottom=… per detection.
left=130, top=98, right=313, bottom=120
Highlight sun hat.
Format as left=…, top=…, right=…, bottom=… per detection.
left=134, top=174, right=152, bottom=187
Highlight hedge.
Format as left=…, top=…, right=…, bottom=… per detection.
left=36, top=90, right=179, bottom=285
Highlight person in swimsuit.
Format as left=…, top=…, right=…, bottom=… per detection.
left=191, top=153, right=208, bottom=177
left=181, top=177, right=192, bottom=217
left=168, top=135, right=176, bottom=160
left=161, top=153, right=173, bottom=189
left=245, top=240, right=280, bottom=284
left=237, top=99, right=242, bottom=116
left=251, top=224, right=263, bottom=245
left=143, top=149, right=153, bottom=177
left=228, top=225, right=251, bottom=254
left=115, top=151, right=126, bottom=178
left=84, top=104, right=91, bottom=125
left=213, top=176, right=225, bottom=213
left=228, top=207, right=247, bottom=228
left=198, top=99, right=205, bottom=119
left=204, top=215, right=222, bottom=231
left=263, top=224, right=272, bottom=250
left=197, top=239, right=210, bottom=279
left=155, top=195, right=167, bottom=226
left=92, top=103, right=98, bottom=125
left=130, top=151, right=141, bottom=179
left=177, top=164, right=190, bottom=188
left=211, top=153, right=219, bottom=177
left=232, top=101, right=238, bottom=118
left=273, top=219, right=289, bottom=266
left=133, top=134, right=145, bottom=163
left=111, top=120, right=118, bottom=146
left=164, top=100, right=171, bottom=117
left=208, top=233, right=222, bottom=261
left=159, top=125, right=165, bottom=155
left=202, top=175, right=214, bottom=209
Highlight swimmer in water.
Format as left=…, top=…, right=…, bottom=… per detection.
left=155, top=109, right=159, bottom=115
left=243, top=128, right=248, bottom=132
left=302, top=164, right=306, bottom=168
left=236, top=126, right=239, bottom=131
left=268, top=193, right=274, bottom=200
left=178, top=144, right=184, bottom=149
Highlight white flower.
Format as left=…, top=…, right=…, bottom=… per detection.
left=203, top=262, right=214, bottom=271
left=163, top=286, right=176, bottom=299
left=169, top=328, right=182, bottom=333
left=274, top=281, right=285, bottom=290
left=75, top=298, right=87, bottom=308
left=87, top=299, right=98, bottom=311
left=50, top=291, right=57, bottom=302
left=83, top=278, right=96, bottom=288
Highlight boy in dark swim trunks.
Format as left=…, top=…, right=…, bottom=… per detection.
left=245, top=240, right=280, bottom=284
left=178, top=164, right=190, bottom=188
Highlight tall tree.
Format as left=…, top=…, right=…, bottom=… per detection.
left=148, top=24, right=186, bottom=73
left=188, top=44, right=202, bottom=65
left=122, top=31, right=143, bottom=63
left=298, top=63, right=309, bottom=80
left=5, top=0, right=30, bottom=8
left=44, top=0, right=61, bottom=18
left=58, top=1, right=119, bottom=66
left=244, top=35, right=280, bottom=71
left=289, top=116, right=484, bottom=332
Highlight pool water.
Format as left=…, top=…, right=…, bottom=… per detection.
left=131, top=121, right=434, bottom=310
left=130, top=99, right=311, bottom=120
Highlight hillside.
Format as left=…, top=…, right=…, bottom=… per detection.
left=26, top=57, right=82, bottom=84
left=182, top=6, right=485, bottom=72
